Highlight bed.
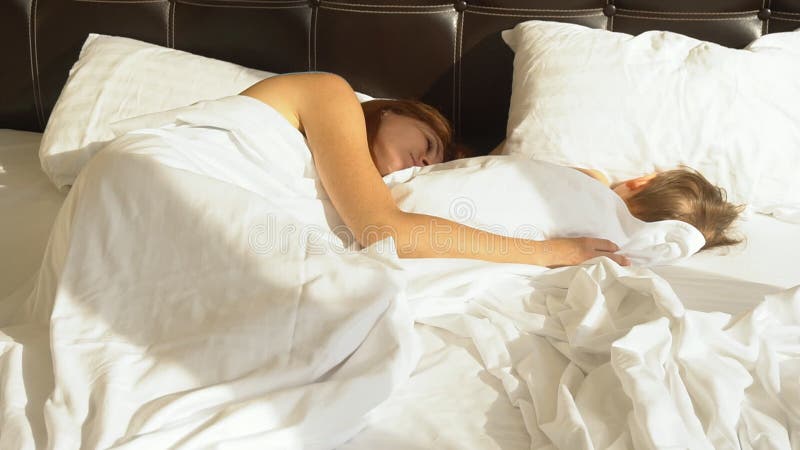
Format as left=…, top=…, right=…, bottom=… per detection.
left=2, top=1, right=799, bottom=449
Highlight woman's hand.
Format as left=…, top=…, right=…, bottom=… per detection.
left=537, top=237, right=630, bottom=268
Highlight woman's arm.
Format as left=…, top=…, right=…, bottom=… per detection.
left=385, top=212, right=627, bottom=267
left=243, top=72, right=398, bottom=244
left=241, top=73, right=629, bottom=267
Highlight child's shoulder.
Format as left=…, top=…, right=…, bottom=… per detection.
left=571, top=167, right=611, bottom=187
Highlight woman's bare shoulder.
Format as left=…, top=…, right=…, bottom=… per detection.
left=240, top=72, right=400, bottom=248
left=239, top=72, right=344, bottom=135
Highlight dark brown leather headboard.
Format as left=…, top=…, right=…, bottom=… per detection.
left=3, top=0, right=798, bottom=154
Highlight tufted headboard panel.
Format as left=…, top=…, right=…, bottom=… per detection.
left=2, top=0, right=798, bottom=154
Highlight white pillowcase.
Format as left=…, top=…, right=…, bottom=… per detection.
left=500, top=20, right=800, bottom=212
left=386, top=155, right=705, bottom=267
left=39, top=34, right=375, bottom=190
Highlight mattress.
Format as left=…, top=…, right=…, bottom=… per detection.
left=674, top=211, right=800, bottom=290
left=0, top=130, right=66, bottom=299
left=1, top=128, right=798, bottom=449
left=651, top=213, right=800, bottom=315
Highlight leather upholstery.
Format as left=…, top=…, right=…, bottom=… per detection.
left=2, top=0, right=798, bottom=154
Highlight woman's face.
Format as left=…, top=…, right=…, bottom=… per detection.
left=369, top=111, right=444, bottom=176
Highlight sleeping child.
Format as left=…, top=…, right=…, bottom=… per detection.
left=573, top=167, right=744, bottom=252
left=489, top=138, right=744, bottom=253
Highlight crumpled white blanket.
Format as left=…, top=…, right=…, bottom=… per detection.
left=401, top=256, right=800, bottom=449
left=0, top=95, right=420, bottom=450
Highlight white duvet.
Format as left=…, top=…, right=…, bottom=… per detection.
left=1, top=96, right=420, bottom=449
left=0, top=95, right=797, bottom=449
left=403, top=258, right=800, bottom=449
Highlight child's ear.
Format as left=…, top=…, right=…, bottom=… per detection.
left=626, top=174, right=656, bottom=190
left=624, top=179, right=641, bottom=190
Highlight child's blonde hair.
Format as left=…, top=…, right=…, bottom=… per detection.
left=626, top=168, right=745, bottom=251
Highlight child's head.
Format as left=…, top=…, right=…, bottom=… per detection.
left=613, top=168, right=745, bottom=251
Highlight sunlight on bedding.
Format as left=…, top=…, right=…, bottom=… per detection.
left=3, top=93, right=798, bottom=450
left=2, top=95, right=420, bottom=449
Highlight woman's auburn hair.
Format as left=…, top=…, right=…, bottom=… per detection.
left=360, top=98, right=474, bottom=162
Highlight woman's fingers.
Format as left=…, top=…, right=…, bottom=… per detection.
left=601, top=252, right=630, bottom=266
left=544, top=237, right=631, bottom=267
left=569, top=238, right=631, bottom=266
left=590, top=238, right=619, bottom=253
left=587, top=238, right=630, bottom=266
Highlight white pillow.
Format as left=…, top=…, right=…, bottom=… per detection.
left=39, top=34, right=375, bottom=190
left=387, top=155, right=705, bottom=267
left=500, top=20, right=800, bottom=212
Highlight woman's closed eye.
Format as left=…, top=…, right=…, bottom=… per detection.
left=428, top=136, right=443, bottom=163
left=420, top=128, right=441, bottom=164
left=426, top=135, right=439, bottom=161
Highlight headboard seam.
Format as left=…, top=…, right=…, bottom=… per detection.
left=470, top=6, right=602, bottom=13
left=312, top=5, right=318, bottom=70
left=29, top=0, right=44, bottom=129
left=167, top=0, right=174, bottom=48
left=74, top=0, right=163, bottom=3
left=456, top=10, right=464, bottom=142
left=319, top=6, right=451, bottom=14
left=325, top=1, right=451, bottom=7
left=614, top=13, right=758, bottom=21
left=619, top=8, right=760, bottom=15
left=174, top=1, right=303, bottom=9
left=467, top=11, right=604, bottom=19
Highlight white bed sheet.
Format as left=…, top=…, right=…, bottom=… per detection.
left=341, top=324, right=531, bottom=450
left=1, top=127, right=798, bottom=449
left=674, top=211, right=800, bottom=289
left=0, top=129, right=66, bottom=299
left=651, top=213, right=800, bottom=315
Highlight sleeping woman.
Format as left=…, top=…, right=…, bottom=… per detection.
left=240, top=71, right=632, bottom=268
